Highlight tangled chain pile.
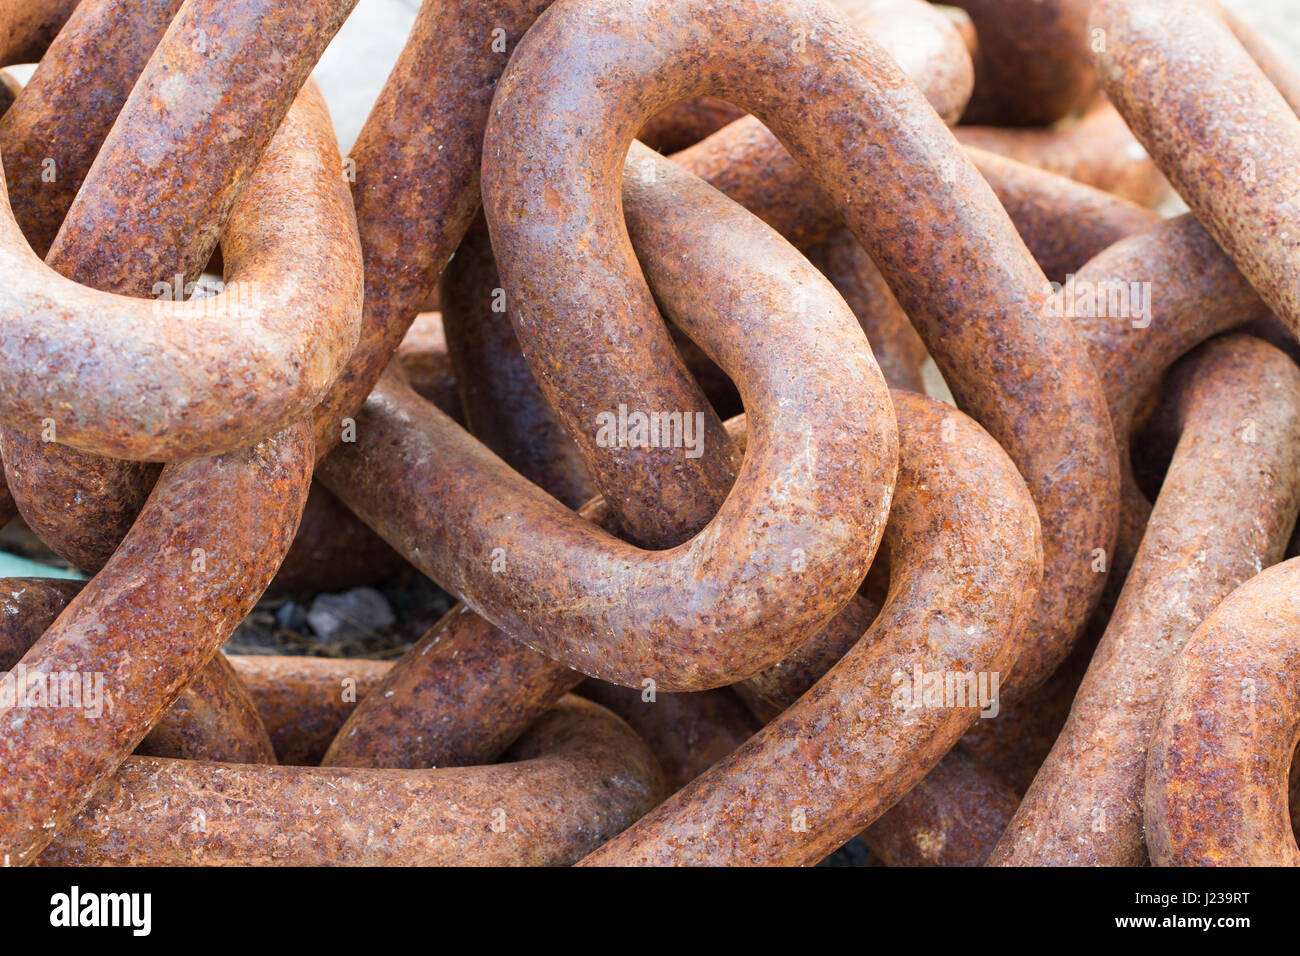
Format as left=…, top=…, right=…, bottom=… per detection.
left=0, top=0, right=1298, bottom=867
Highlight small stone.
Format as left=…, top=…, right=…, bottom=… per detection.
left=274, top=601, right=308, bottom=633
left=306, top=587, right=396, bottom=642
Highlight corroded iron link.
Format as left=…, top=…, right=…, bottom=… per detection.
left=1, top=0, right=1298, bottom=870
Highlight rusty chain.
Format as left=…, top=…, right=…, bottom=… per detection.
left=0, top=0, right=1296, bottom=870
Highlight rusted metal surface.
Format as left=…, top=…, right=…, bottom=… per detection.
left=663, top=4, right=970, bottom=248
left=610, top=66, right=1158, bottom=858
left=230, top=655, right=390, bottom=766
left=1145, top=556, right=1300, bottom=866
left=308, top=0, right=557, bottom=460
left=334, top=205, right=587, bottom=770
left=270, top=484, right=408, bottom=593
left=0, top=0, right=360, bottom=572
left=37, top=696, right=663, bottom=866
left=581, top=392, right=1041, bottom=865
left=322, top=0, right=1118, bottom=858
left=635, top=96, right=745, bottom=153
left=861, top=750, right=1021, bottom=867
left=48, top=0, right=356, bottom=295
left=323, top=131, right=900, bottom=691
left=321, top=366, right=887, bottom=691
left=1221, top=5, right=1300, bottom=115
left=2, top=0, right=1294, bottom=871
left=475, top=0, right=966, bottom=548
left=865, top=194, right=1297, bottom=871
left=959, top=626, right=1099, bottom=797
left=0, top=0, right=80, bottom=66
left=395, top=312, right=465, bottom=423
left=0, top=0, right=185, bottom=258
left=320, top=417, right=781, bottom=778
left=965, top=148, right=1160, bottom=284
left=0, top=82, right=361, bottom=462
left=955, top=101, right=1172, bottom=208
left=835, top=0, right=974, bottom=126
left=323, top=603, right=583, bottom=769
left=442, top=0, right=973, bottom=507
left=0, top=576, right=82, bottom=668
left=136, top=652, right=277, bottom=766
left=483, top=0, right=1115, bottom=708
left=578, top=680, right=759, bottom=794
left=0, top=0, right=177, bottom=566
left=457, top=35, right=1128, bottom=889
left=341, top=211, right=741, bottom=769
left=733, top=583, right=881, bottom=722
left=951, top=0, right=1097, bottom=126
left=0, top=577, right=276, bottom=765
left=2, top=446, right=159, bottom=572
left=1094, top=0, right=1300, bottom=337
left=804, top=230, right=929, bottom=393
left=994, top=335, right=1300, bottom=865
left=1073, top=213, right=1276, bottom=591
left=0, top=17, right=341, bottom=838
left=440, top=214, right=598, bottom=512
left=0, top=421, right=313, bottom=865
left=861, top=200, right=1292, bottom=870
left=0, top=70, right=16, bottom=116
left=678, top=126, right=1162, bottom=282
left=369, top=0, right=1128, bottom=723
